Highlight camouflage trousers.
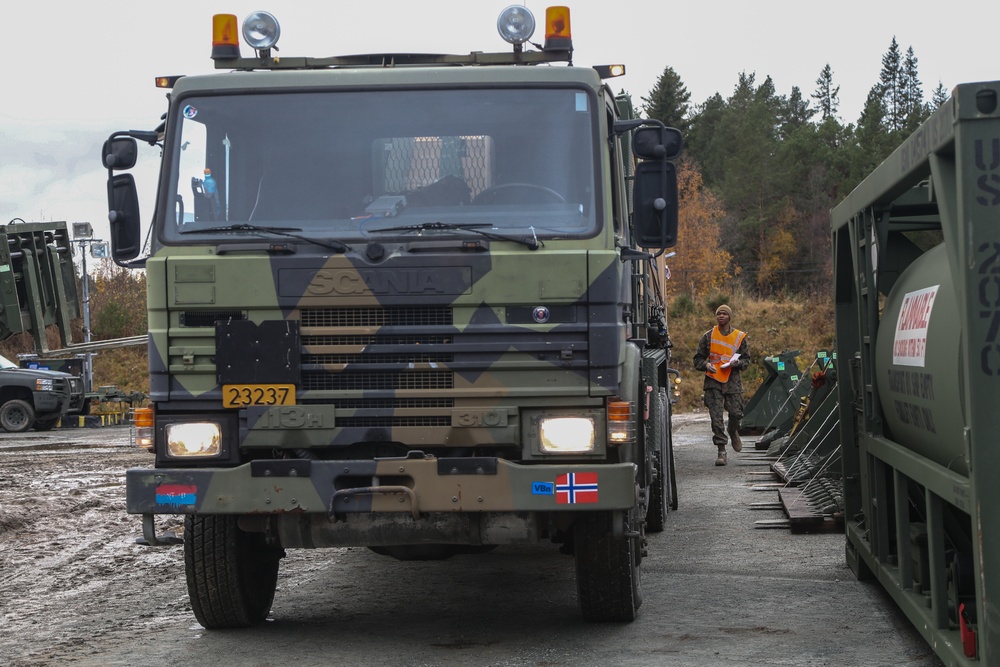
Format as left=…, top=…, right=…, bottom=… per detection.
left=704, top=389, right=744, bottom=449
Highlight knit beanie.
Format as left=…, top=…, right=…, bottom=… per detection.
left=715, top=304, right=732, bottom=317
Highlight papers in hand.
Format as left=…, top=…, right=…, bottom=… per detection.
left=721, top=353, right=740, bottom=369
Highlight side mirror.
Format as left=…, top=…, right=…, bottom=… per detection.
left=627, top=124, right=682, bottom=250
left=633, top=126, right=683, bottom=161
left=107, top=173, right=142, bottom=261
left=102, top=137, right=138, bottom=170
left=633, top=161, right=678, bottom=249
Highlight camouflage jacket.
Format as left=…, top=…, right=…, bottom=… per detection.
left=693, top=327, right=751, bottom=394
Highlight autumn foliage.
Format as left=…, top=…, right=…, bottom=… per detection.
left=655, top=158, right=733, bottom=300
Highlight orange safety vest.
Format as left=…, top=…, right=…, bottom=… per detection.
left=706, top=326, right=746, bottom=383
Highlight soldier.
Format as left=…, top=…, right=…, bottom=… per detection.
left=693, top=304, right=751, bottom=466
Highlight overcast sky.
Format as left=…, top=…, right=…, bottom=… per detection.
left=2, top=0, right=998, bottom=247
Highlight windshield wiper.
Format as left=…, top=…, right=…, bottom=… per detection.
left=367, top=221, right=541, bottom=250
left=181, top=223, right=350, bottom=252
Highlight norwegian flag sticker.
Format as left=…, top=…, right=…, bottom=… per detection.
left=555, top=472, right=599, bottom=504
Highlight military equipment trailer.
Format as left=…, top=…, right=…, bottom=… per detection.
left=832, top=80, right=1000, bottom=664
left=106, top=7, right=681, bottom=628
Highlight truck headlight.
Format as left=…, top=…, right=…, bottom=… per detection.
left=36, top=379, right=54, bottom=391
left=166, top=422, right=222, bottom=457
left=539, top=417, right=595, bottom=453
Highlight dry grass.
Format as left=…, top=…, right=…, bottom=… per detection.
left=89, top=346, right=150, bottom=394
left=666, top=289, right=836, bottom=413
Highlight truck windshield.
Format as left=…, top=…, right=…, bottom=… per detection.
left=164, top=87, right=598, bottom=244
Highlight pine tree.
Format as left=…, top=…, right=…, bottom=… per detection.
left=701, top=72, right=787, bottom=273
left=879, top=37, right=904, bottom=132
left=851, top=86, right=894, bottom=182
left=931, top=81, right=949, bottom=108
left=781, top=86, right=815, bottom=136
left=901, top=46, right=926, bottom=134
left=641, top=66, right=691, bottom=135
left=811, top=63, right=840, bottom=120
left=684, top=92, right=725, bottom=180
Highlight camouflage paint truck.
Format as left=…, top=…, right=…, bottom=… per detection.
left=105, top=7, right=681, bottom=628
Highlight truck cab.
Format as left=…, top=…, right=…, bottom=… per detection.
left=105, top=7, right=682, bottom=629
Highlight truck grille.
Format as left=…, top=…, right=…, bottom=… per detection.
left=301, top=371, right=454, bottom=391
left=299, top=306, right=455, bottom=393
left=305, top=353, right=454, bottom=365
left=304, top=334, right=451, bottom=346
left=301, top=306, right=452, bottom=327
left=295, top=305, right=590, bottom=393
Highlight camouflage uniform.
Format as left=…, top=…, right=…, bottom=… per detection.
left=693, top=324, right=751, bottom=453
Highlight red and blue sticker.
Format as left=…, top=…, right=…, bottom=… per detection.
left=156, top=484, right=197, bottom=507
left=531, top=473, right=599, bottom=504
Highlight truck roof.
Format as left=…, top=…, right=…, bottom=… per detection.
left=170, top=59, right=609, bottom=95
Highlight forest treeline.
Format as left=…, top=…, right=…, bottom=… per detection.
left=640, top=37, right=947, bottom=300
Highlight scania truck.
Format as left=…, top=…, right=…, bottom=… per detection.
left=106, top=6, right=682, bottom=628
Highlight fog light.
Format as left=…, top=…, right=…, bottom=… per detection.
left=539, top=417, right=595, bottom=453
left=242, top=11, right=280, bottom=51
left=497, top=5, right=536, bottom=45
left=166, top=422, right=222, bottom=457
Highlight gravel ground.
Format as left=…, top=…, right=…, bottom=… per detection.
left=0, top=414, right=943, bottom=666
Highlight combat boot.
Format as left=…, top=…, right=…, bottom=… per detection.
left=715, top=449, right=727, bottom=466
left=729, top=428, right=743, bottom=452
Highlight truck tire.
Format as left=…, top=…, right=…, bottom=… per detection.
left=32, top=415, right=62, bottom=431
left=645, top=389, right=669, bottom=533
left=574, top=511, right=642, bottom=622
left=0, top=399, right=36, bottom=433
left=184, top=515, right=284, bottom=629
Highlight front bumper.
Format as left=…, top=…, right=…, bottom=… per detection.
left=32, top=390, right=70, bottom=414
left=126, top=456, right=637, bottom=516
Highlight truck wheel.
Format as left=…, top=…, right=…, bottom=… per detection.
left=0, top=399, right=36, bottom=433
left=574, top=511, right=642, bottom=622
left=184, top=515, right=284, bottom=629
left=645, top=389, right=670, bottom=533
left=32, top=416, right=62, bottom=431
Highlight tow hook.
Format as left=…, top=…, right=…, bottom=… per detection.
left=136, top=514, right=183, bottom=546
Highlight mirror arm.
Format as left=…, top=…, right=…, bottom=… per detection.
left=612, top=118, right=665, bottom=136
left=128, top=130, right=160, bottom=146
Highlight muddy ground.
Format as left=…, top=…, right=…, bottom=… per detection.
left=0, top=415, right=943, bottom=666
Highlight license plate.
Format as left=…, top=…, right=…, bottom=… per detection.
left=222, top=384, right=296, bottom=408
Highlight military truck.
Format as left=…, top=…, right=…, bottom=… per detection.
left=106, top=7, right=681, bottom=628
left=0, top=353, right=84, bottom=432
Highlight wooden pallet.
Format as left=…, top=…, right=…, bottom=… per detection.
left=777, top=487, right=844, bottom=534
left=771, top=460, right=792, bottom=481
